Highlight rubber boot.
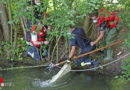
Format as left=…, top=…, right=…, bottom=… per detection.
left=104, top=48, right=113, bottom=61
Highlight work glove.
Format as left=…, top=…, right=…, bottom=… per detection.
left=66, top=58, right=71, bottom=64
left=81, top=62, right=85, bottom=66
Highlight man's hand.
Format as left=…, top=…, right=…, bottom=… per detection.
left=43, top=41, right=49, bottom=45
left=48, top=26, right=51, bottom=30
left=90, top=30, right=105, bottom=46
left=90, top=41, right=96, bottom=46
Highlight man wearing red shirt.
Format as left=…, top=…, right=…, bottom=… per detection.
left=91, top=9, right=119, bottom=60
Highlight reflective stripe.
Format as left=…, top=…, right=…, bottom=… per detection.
left=28, top=52, right=34, bottom=58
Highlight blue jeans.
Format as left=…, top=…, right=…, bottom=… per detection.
left=26, top=46, right=48, bottom=61
left=26, top=46, right=41, bottom=61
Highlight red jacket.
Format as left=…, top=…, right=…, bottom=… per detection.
left=30, top=24, right=47, bottom=47
left=98, top=9, right=119, bottom=29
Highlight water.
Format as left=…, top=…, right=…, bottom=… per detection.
left=0, top=68, right=130, bottom=90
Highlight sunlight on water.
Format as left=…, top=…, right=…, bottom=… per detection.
left=40, top=80, right=51, bottom=87
left=32, top=78, right=51, bottom=87
left=32, top=72, right=72, bottom=89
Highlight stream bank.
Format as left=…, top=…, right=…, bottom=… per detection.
left=0, top=49, right=129, bottom=76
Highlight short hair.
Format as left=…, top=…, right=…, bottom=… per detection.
left=91, top=10, right=98, bottom=17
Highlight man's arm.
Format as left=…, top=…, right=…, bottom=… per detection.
left=68, top=46, right=76, bottom=59
left=33, top=41, right=49, bottom=45
left=91, top=30, right=105, bottom=46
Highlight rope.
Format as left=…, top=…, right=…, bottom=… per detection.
left=0, top=64, right=48, bottom=71
left=70, top=53, right=130, bottom=72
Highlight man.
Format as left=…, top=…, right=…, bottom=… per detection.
left=66, top=25, right=98, bottom=67
left=26, top=0, right=47, bottom=44
left=26, top=22, right=50, bottom=61
left=91, top=9, right=119, bottom=60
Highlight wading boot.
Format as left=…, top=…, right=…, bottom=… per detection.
left=104, top=49, right=113, bottom=61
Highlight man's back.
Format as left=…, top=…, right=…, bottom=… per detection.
left=70, top=28, right=91, bottom=49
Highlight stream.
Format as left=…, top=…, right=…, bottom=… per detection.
left=0, top=68, right=130, bottom=90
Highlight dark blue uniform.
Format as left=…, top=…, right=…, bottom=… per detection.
left=70, top=28, right=95, bottom=66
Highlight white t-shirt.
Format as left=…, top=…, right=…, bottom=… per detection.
left=31, top=33, right=37, bottom=41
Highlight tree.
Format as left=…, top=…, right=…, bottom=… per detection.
left=0, top=0, right=10, bottom=41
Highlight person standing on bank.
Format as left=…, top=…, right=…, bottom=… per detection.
left=66, top=25, right=98, bottom=67
left=91, top=9, right=119, bottom=60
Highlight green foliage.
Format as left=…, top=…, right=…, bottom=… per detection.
left=111, top=78, right=129, bottom=90
left=7, top=0, right=101, bottom=40
left=0, top=47, right=2, bottom=55
left=1, top=38, right=28, bottom=61
left=118, top=0, right=130, bottom=80
left=120, top=57, right=130, bottom=80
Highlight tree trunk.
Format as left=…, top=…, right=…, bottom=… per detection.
left=0, top=21, right=3, bottom=43
left=0, top=0, right=10, bottom=41
left=83, top=14, right=95, bottom=39
left=83, top=14, right=90, bottom=34
left=20, top=17, right=26, bottom=39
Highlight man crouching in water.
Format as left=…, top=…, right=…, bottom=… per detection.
left=66, top=25, right=98, bottom=67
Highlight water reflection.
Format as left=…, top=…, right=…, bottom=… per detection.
left=0, top=68, right=129, bottom=90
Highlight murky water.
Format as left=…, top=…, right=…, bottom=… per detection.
left=0, top=68, right=129, bottom=90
